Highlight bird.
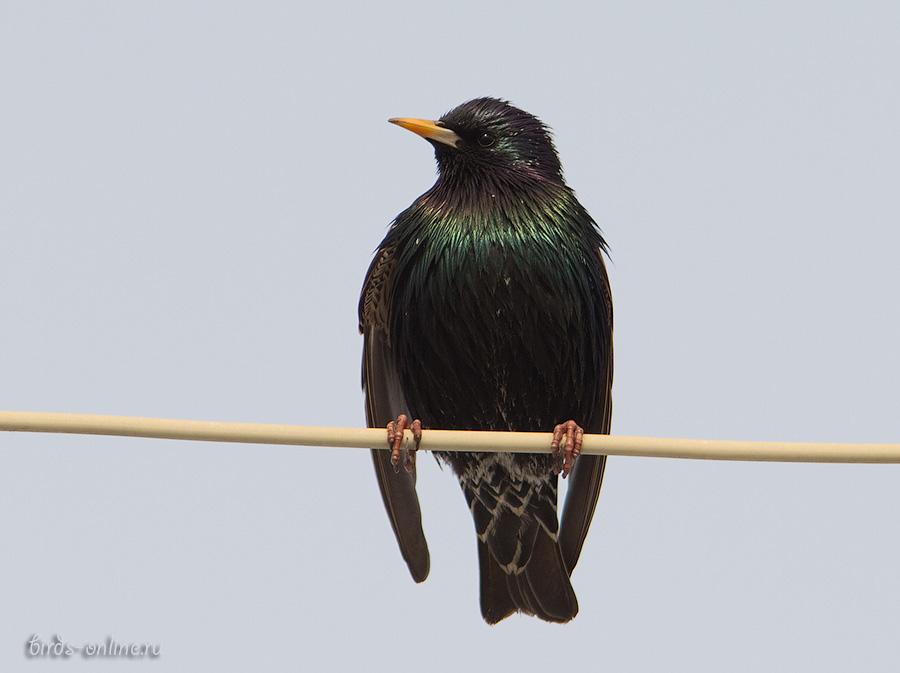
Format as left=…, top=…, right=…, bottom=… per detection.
left=359, top=97, right=613, bottom=624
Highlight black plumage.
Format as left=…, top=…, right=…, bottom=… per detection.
left=359, top=97, right=613, bottom=623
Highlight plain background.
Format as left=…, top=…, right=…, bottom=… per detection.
left=2, top=1, right=898, bottom=670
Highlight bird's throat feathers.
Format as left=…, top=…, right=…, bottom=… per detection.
left=385, top=181, right=609, bottom=307
left=412, top=176, right=591, bottom=239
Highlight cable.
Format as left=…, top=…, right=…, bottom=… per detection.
left=1, top=411, right=898, bottom=463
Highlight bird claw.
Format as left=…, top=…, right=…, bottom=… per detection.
left=387, top=414, right=422, bottom=474
left=551, top=420, right=583, bottom=478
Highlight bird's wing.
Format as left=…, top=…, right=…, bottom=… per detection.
left=360, top=245, right=430, bottom=583
left=559, top=250, right=614, bottom=575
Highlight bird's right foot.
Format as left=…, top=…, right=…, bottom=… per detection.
left=387, top=414, right=422, bottom=474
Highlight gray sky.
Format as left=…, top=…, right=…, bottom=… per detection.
left=2, top=1, right=899, bottom=670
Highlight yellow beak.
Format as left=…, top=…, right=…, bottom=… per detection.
left=389, top=117, right=461, bottom=148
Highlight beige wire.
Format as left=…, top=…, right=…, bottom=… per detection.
left=1, top=411, right=898, bottom=463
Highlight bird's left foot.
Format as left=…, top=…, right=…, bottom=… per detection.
left=551, top=420, right=584, bottom=478
left=387, top=414, right=422, bottom=474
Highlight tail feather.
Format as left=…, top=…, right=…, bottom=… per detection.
left=478, top=540, right=517, bottom=625
left=461, top=460, right=579, bottom=624
left=478, top=529, right=578, bottom=624
left=519, top=529, right=578, bottom=622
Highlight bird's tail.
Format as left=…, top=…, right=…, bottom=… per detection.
left=463, top=475, right=578, bottom=624
left=477, top=522, right=578, bottom=624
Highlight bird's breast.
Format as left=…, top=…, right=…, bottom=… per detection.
left=391, top=222, right=601, bottom=436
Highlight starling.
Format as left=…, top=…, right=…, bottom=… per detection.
left=359, top=97, right=613, bottom=624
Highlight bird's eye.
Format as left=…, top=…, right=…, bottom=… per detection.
left=477, top=132, right=496, bottom=147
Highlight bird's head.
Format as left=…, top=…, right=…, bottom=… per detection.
left=390, top=98, right=564, bottom=185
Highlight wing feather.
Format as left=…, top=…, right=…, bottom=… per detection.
left=360, top=245, right=430, bottom=583
left=559, top=248, right=613, bottom=574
